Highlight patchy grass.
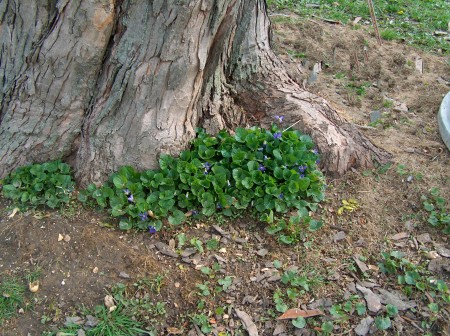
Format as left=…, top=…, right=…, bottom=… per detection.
left=0, top=276, right=26, bottom=325
left=267, top=0, right=450, bottom=53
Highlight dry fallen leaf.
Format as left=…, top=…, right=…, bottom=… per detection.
left=104, top=295, right=115, bottom=308
left=29, top=280, right=39, bottom=293
left=64, top=234, right=71, bottom=242
left=166, top=327, right=183, bottom=334
left=8, top=207, right=20, bottom=218
left=277, top=308, right=324, bottom=320
left=390, top=232, right=409, bottom=240
left=235, top=309, right=258, bottom=336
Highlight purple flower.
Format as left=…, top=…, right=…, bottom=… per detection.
left=278, top=193, right=284, bottom=199
left=127, top=194, right=134, bottom=202
left=316, top=159, right=320, bottom=164
left=275, top=115, right=284, bottom=123
left=139, top=212, right=148, bottom=221
left=203, top=162, right=212, bottom=174
left=313, top=148, right=319, bottom=155
left=148, top=226, right=157, bottom=234
left=258, top=164, right=266, bottom=172
left=298, top=165, right=307, bottom=173
left=300, top=174, right=305, bottom=178
left=191, top=210, right=199, bottom=216
left=216, top=203, right=222, bottom=209
left=123, top=189, right=130, bottom=195
left=273, top=132, right=282, bottom=140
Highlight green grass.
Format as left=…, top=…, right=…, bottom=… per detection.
left=0, top=276, right=27, bottom=324
left=267, top=0, right=450, bottom=54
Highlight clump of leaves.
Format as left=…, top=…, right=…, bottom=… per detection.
left=80, top=123, right=325, bottom=233
left=337, top=199, right=359, bottom=215
left=379, top=251, right=449, bottom=301
left=421, top=187, right=450, bottom=234
left=1, top=160, right=75, bottom=209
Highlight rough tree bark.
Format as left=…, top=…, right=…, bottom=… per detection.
left=0, top=0, right=390, bottom=185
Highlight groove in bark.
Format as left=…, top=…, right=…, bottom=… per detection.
left=0, top=0, right=391, bottom=185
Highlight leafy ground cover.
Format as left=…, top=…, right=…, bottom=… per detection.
left=1, top=2, right=450, bottom=336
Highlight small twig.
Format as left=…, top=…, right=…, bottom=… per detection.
left=355, top=124, right=377, bottom=130
left=312, top=15, right=341, bottom=24
left=268, top=13, right=291, bottom=18
left=399, top=315, right=425, bottom=333
left=283, top=119, right=302, bottom=132
left=367, top=0, right=382, bottom=46
left=353, top=52, right=360, bottom=72
left=307, top=18, right=321, bottom=26
left=349, top=271, right=365, bottom=287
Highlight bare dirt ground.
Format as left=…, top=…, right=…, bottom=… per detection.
left=1, top=14, right=449, bottom=336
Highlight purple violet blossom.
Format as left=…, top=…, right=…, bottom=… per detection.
left=273, top=132, right=282, bottom=140
left=258, top=164, right=266, bottom=172
left=127, top=194, right=134, bottom=202
left=278, top=193, right=284, bottom=199
left=275, top=115, right=284, bottom=123
left=139, top=212, right=148, bottom=221
left=148, top=226, right=157, bottom=234
left=123, top=189, right=130, bottom=195
left=300, top=174, right=305, bottom=178
left=191, top=210, right=199, bottom=215
left=298, top=165, right=307, bottom=173
left=313, top=148, right=319, bottom=155
left=203, top=162, right=212, bottom=175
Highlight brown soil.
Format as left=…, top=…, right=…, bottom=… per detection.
left=1, top=13, right=449, bottom=336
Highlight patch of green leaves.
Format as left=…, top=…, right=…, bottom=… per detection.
left=80, top=126, right=325, bottom=234
left=1, top=160, right=75, bottom=209
left=421, top=187, right=450, bottom=234
left=378, top=251, right=450, bottom=313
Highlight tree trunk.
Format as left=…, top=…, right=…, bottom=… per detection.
left=0, top=0, right=390, bottom=185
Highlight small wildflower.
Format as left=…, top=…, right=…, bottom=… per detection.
left=148, top=226, right=157, bottom=234
left=316, top=159, right=320, bottom=164
left=278, top=193, right=284, bottom=199
left=273, top=132, right=282, bottom=140
left=139, top=212, right=148, bottom=221
left=204, top=170, right=209, bottom=175
left=216, top=203, right=222, bottom=210
left=227, top=180, right=231, bottom=187
left=191, top=210, right=199, bottom=216
left=298, top=165, right=307, bottom=173
left=123, top=189, right=130, bottom=195
left=258, top=164, right=266, bottom=172
left=275, top=115, right=284, bottom=123
left=263, top=155, right=268, bottom=160
left=313, top=148, right=319, bottom=155
left=203, top=162, right=212, bottom=170
left=300, top=174, right=305, bottom=178
left=127, top=194, right=134, bottom=202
